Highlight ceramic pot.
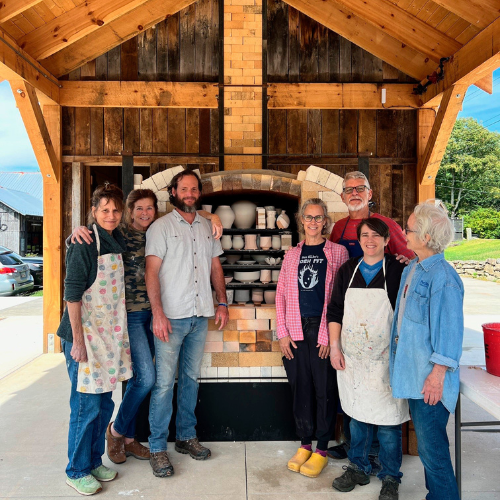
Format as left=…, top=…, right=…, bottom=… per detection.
left=235, top=289, right=250, bottom=304
left=234, top=270, right=260, bottom=283
left=272, top=270, right=280, bottom=283
left=232, top=235, right=244, bottom=250
left=272, top=235, right=281, bottom=250
left=266, top=211, right=276, bottom=229
left=226, top=290, right=234, bottom=305
left=221, top=235, right=232, bottom=250
left=134, top=174, right=143, bottom=185
left=259, top=236, right=272, bottom=250
left=215, top=205, right=235, bottom=229
left=231, top=200, right=257, bottom=229
left=252, top=289, right=264, bottom=305
left=260, top=269, right=271, bottom=283
left=277, top=210, right=290, bottom=229
left=264, top=290, right=276, bottom=304
left=201, top=204, right=212, bottom=213
left=226, top=254, right=241, bottom=264
left=244, top=234, right=258, bottom=250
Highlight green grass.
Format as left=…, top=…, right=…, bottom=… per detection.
left=445, top=239, right=500, bottom=261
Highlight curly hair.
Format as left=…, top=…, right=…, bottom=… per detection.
left=87, top=183, right=124, bottom=225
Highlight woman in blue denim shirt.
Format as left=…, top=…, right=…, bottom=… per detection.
left=390, top=202, right=464, bottom=500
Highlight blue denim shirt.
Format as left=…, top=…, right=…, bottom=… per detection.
left=389, top=253, right=464, bottom=413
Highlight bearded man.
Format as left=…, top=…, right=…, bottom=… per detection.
left=145, top=169, right=228, bottom=478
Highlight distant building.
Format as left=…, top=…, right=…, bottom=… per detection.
left=0, top=172, right=43, bottom=256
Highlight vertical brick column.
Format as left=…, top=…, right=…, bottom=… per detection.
left=224, top=0, right=263, bottom=170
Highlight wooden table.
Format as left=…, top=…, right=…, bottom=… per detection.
left=455, top=366, right=500, bottom=499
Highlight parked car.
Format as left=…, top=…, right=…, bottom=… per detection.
left=21, top=255, right=43, bottom=288
left=0, top=246, right=34, bottom=296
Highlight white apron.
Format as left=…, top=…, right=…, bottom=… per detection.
left=337, top=258, right=409, bottom=425
left=77, top=225, right=133, bottom=394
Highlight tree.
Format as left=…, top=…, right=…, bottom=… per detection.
left=435, top=118, right=500, bottom=217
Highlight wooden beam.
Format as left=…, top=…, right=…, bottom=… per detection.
left=333, top=0, right=461, bottom=62
left=283, top=0, right=436, bottom=81
left=474, top=74, right=493, bottom=94
left=268, top=83, right=423, bottom=109
left=432, top=1, right=500, bottom=30
left=71, top=162, right=84, bottom=229
left=62, top=155, right=219, bottom=165
left=41, top=0, right=196, bottom=77
left=421, top=18, right=500, bottom=105
left=10, top=80, right=59, bottom=181
left=417, top=108, right=436, bottom=202
left=41, top=105, right=63, bottom=354
left=0, top=28, right=59, bottom=103
left=59, top=81, right=218, bottom=108
left=418, top=85, right=467, bottom=186
left=18, top=0, right=151, bottom=61
left=0, top=0, right=43, bottom=23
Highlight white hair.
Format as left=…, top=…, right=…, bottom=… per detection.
left=342, top=171, right=371, bottom=190
left=413, top=200, right=454, bottom=254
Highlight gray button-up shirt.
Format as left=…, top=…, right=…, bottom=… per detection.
left=145, top=210, right=223, bottom=319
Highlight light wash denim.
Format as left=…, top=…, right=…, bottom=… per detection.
left=348, top=418, right=403, bottom=482
left=390, top=253, right=464, bottom=413
left=62, top=340, right=114, bottom=479
left=409, top=399, right=459, bottom=500
left=148, top=316, right=208, bottom=453
left=113, top=310, right=155, bottom=438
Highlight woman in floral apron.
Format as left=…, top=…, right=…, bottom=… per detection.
left=57, top=184, right=132, bottom=496
left=327, top=218, right=409, bottom=500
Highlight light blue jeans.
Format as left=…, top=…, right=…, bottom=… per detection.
left=148, top=316, right=208, bottom=453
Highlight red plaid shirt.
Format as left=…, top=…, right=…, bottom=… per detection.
left=276, top=239, right=348, bottom=346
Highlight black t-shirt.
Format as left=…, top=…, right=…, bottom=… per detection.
left=298, top=241, right=327, bottom=318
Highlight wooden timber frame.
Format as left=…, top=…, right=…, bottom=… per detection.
left=1, top=0, right=500, bottom=353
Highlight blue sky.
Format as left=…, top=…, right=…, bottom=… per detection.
left=0, top=69, right=499, bottom=172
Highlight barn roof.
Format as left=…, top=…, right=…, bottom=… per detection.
left=0, top=172, right=43, bottom=201
left=0, top=185, right=43, bottom=216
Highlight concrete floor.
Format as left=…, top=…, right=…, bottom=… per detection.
left=0, top=277, right=499, bottom=499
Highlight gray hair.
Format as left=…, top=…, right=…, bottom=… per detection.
left=342, top=171, right=371, bottom=190
left=412, top=200, right=454, bottom=253
left=295, top=198, right=331, bottom=235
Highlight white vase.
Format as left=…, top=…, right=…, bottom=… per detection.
left=221, top=235, right=232, bottom=250
left=232, top=235, right=244, bottom=250
left=259, top=236, right=272, bottom=250
left=202, top=204, right=212, bottom=213
left=271, top=235, right=281, bottom=250
left=215, top=205, right=235, bottom=229
left=276, top=210, right=290, bottom=229
left=272, top=270, right=280, bottom=282
left=231, top=200, right=257, bottom=229
left=260, top=269, right=271, bottom=283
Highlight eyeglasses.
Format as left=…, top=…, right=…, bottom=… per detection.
left=405, top=227, right=417, bottom=234
left=303, top=215, right=325, bottom=222
left=343, top=185, right=368, bottom=195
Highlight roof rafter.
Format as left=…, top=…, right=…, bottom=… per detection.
left=0, top=0, right=43, bottom=23
left=284, top=0, right=436, bottom=81
left=432, top=0, right=500, bottom=30
left=40, top=0, right=197, bottom=78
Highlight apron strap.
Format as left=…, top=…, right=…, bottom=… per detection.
left=93, top=224, right=101, bottom=256
left=348, top=257, right=387, bottom=291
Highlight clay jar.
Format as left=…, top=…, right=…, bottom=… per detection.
left=244, top=234, right=258, bottom=250
left=259, top=236, right=272, bottom=250
left=252, top=289, right=264, bottom=305
left=215, top=205, right=235, bottom=229
left=277, top=210, right=290, bottom=229
left=260, top=269, right=271, bottom=283
left=231, top=200, right=257, bottom=229
left=266, top=211, right=277, bottom=229
left=264, top=290, right=276, bottom=304
left=232, top=235, right=244, bottom=250
left=271, top=235, right=281, bottom=250
left=235, top=289, right=250, bottom=304
left=272, top=270, right=280, bottom=283
left=201, top=204, right=212, bottom=213
left=221, top=235, right=232, bottom=250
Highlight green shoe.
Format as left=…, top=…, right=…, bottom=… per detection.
left=90, top=465, right=118, bottom=482
left=66, top=475, right=102, bottom=496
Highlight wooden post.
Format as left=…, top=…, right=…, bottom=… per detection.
left=71, top=162, right=84, bottom=228
left=417, top=108, right=436, bottom=202
left=43, top=106, right=63, bottom=353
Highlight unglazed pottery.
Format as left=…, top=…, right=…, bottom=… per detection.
left=251, top=254, right=270, bottom=263
left=272, top=270, right=280, bottom=282
left=266, top=211, right=276, bottom=229
left=271, top=235, right=281, bottom=250
left=252, top=289, right=264, bottom=305
left=244, top=234, right=258, bottom=250
left=234, top=270, right=260, bottom=283
left=260, top=269, right=271, bottom=283
left=236, top=260, right=256, bottom=265
left=226, top=254, right=241, bottom=264
left=232, top=235, right=245, bottom=250
left=201, top=204, right=212, bottom=213
left=224, top=276, right=233, bottom=284
left=235, top=289, right=250, bottom=304
left=231, top=200, right=257, bottom=229
left=264, top=290, right=276, bottom=304
left=276, top=210, right=290, bottom=229
left=215, top=205, right=235, bottom=229
left=221, top=235, right=232, bottom=250
left=259, top=236, right=272, bottom=250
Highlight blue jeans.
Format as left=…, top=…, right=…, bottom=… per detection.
left=148, top=316, right=208, bottom=453
left=348, top=418, right=403, bottom=482
left=62, top=340, right=115, bottom=479
left=113, top=310, right=156, bottom=438
left=409, top=399, right=459, bottom=500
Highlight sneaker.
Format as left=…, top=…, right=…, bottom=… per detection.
left=379, top=476, right=399, bottom=500
left=106, top=422, right=126, bottom=464
left=332, top=464, right=370, bottom=492
left=175, top=438, right=211, bottom=460
left=125, top=439, right=150, bottom=460
left=287, top=447, right=312, bottom=472
left=90, top=465, right=118, bottom=482
left=327, top=443, right=348, bottom=460
left=150, top=451, right=174, bottom=478
left=66, top=475, right=102, bottom=496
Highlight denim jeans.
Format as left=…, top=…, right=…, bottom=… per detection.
left=62, top=340, right=115, bottom=479
left=409, top=399, right=459, bottom=500
left=148, top=316, right=208, bottom=453
left=113, top=310, right=156, bottom=438
left=348, top=417, right=403, bottom=482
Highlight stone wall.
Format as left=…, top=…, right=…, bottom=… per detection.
left=451, top=259, right=500, bottom=281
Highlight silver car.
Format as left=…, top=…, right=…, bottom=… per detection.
left=0, top=246, right=34, bottom=296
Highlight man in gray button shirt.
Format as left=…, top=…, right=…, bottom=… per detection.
left=145, top=170, right=228, bottom=478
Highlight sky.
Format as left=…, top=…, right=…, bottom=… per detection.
left=0, top=69, right=499, bottom=172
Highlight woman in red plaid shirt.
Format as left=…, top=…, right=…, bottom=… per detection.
left=276, top=198, right=348, bottom=478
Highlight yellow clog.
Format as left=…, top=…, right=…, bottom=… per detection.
left=287, top=447, right=312, bottom=472
left=299, top=452, right=328, bottom=478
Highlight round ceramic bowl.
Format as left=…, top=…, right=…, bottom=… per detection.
left=224, top=276, right=233, bottom=284
left=251, top=254, right=270, bottom=263
left=225, top=254, right=241, bottom=264
left=236, top=260, right=256, bottom=265
left=219, top=256, right=227, bottom=264
left=234, top=270, right=260, bottom=283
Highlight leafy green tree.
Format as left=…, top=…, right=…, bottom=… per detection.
left=463, top=208, right=500, bottom=239
left=436, top=118, right=500, bottom=217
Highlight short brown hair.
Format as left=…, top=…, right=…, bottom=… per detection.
left=87, top=183, right=124, bottom=225
left=356, top=217, right=390, bottom=240
left=167, top=169, right=202, bottom=203
left=124, top=189, right=158, bottom=225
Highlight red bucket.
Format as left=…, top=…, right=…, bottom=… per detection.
left=482, top=323, right=500, bottom=377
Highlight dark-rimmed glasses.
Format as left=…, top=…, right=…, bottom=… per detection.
left=343, top=185, right=368, bottom=195
left=303, top=215, right=325, bottom=222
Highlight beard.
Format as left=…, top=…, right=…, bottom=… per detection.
left=347, top=198, right=368, bottom=212
left=172, top=194, right=201, bottom=213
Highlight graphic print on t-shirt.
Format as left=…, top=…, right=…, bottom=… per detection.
left=298, top=242, right=327, bottom=318
left=299, top=255, right=323, bottom=289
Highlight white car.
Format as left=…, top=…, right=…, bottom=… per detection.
left=0, top=246, right=34, bottom=296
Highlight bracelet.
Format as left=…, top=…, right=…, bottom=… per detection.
left=218, top=303, right=228, bottom=308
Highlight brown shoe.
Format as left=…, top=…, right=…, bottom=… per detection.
left=125, top=439, right=150, bottom=460
left=175, top=438, right=211, bottom=460
left=106, top=422, right=126, bottom=464
left=150, top=451, right=174, bottom=477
